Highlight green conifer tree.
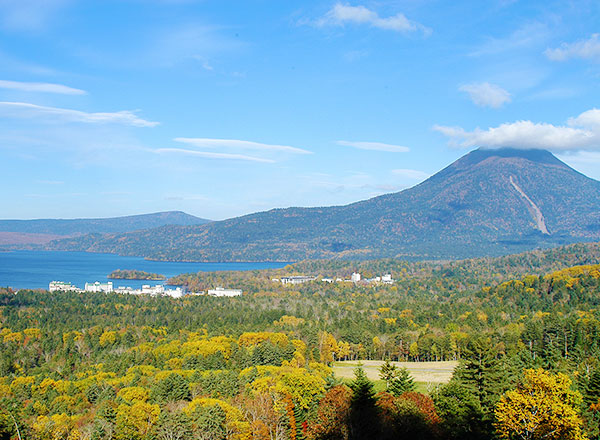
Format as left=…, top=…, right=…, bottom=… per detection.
left=349, top=366, right=380, bottom=440
left=585, top=368, right=600, bottom=407
left=389, top=367, right=415, bottom=396
left=379, top=360, right=398, bottom=389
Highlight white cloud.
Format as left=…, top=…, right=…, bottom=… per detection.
left=545, top=34, right=600, bottom=61
left=0, top=79, right=86, bottom=95
left=459, top=82, right=511, bottom=108
left=569, top=108, right=600, bottom=129
left=155, top=148, right=274, bottom=163
left=317, top=3, right=430, bottom=35
left=391, top=169, right=430, bottom=180
left=174, top=137, right=312, bottom=154
left=434, top=108, right=600, bottom=152
left=336, top=140, right=410, bottom=152
left=0, top=102, right=158, bottom=127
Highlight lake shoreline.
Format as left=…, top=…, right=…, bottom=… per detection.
left=0, top=250, right=290, bottom=290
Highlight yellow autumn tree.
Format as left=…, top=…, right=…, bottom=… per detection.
left=495, top=368, right=587, bottom=440
left=115, top=401, right=160, bottom=440
left=319, top=332, right=338, bottom=364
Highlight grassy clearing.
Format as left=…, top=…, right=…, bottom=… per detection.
left=332, top=360, right=458, bottom=389
left=338, top=377, right=435, bottom=394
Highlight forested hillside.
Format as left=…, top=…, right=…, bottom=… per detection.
left=2, top=245, right=600, bottom=438
left=0, top=211, right=211, bottom=248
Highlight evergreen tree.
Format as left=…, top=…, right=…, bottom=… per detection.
left=349, top=366, right=380, bottom=440
left=389, top=368, right=415, bottom=397
left=379, top=360, right=415, bottom=396
left=154, top=411, right=192, bottom=440
left=585, top=369, right=600, bottom=407
left=433, top=382, right=486, bottom=440
left=293, top=402, right=306, bottom=440
left=190, top=404, right=226, bottom=440
left=456, top=337, right=509, bottom=415
left=150, top=373, right=191, bottom=403
left=379, top=360, right=398, bottom=388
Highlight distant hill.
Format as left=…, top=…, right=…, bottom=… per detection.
left=0, top=211, right=210, bottom=246
left=45, top=148, right=600, bottom=261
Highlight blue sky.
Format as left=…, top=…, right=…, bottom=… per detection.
left=1, top=0, right=600, bottom=220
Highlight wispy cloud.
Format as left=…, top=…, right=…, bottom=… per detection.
left=545, top=34, right=600, bottom=62
left=343, top=49, right=368, bottom=62
left=470, top=21, right=550, bottom=56
left=155, top=148, right=275, bottom=163
left=391, top=169, right=430, bottom=180
left=0, top=102, right=158, bottom=127
left=25, top=192, right=86, bottom=198
left=164, top=194, right=208, bottom=202
left=0, top=79, right=86, bottom=95
left=316, top=3, right=430, bottom=35
left=434, top=108, right=600, bottom=152
left=337, top=140, right=410, bottom=153
left=150, top=24, right=244, bottom=68
left=174, top=137, right=312, bottom=154
left=35, top=179, right=64, bottom=185
left=459, top=82, right=511, bottom=108
left=0, top=0, right=70, bottom=31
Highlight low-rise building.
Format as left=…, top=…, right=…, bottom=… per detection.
left=351, top=272, right=361, bottom=282
left=279, top=276, right=316, bottom=285
left=207, top=287, right=242, bottom=297
left=114, top=284, right=184, bottom=298
left=49, top=281, right=81, bottom=292
left=84, top=281, right=113, bottom=293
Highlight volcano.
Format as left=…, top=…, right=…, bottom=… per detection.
left=46, top=148, right=600, bottom=261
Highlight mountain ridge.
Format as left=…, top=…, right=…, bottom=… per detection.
left=0, top=211, right=210, bottom=246
left=43, top=148, right=600, bottom=261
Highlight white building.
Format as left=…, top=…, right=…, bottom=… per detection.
left=49, top=281, right=81, bottom=292
left=382, top=274, right=394, bottom=283
left=141, top=284, right=163, bottom=295
left=351, top=272, right=361, bottom=283
left=114, top=284, right=184, bottom=298
left=84, top=281, right=113, bottom=293
left=278, top=276, right=316, bottom=285
left=164, top=287, right=184, bottom=298
left=207, top=287, right=242, bottom=297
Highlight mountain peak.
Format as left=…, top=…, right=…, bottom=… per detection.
left=428, top=148, right=568, bottom=183
left=44, top=147, right=600, bottom=262
left=468, top=147, right=563, bottom=164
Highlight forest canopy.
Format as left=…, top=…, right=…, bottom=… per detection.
left=2, top=242, right=600, bottom=439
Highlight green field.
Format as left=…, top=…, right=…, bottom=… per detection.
left=333, top=360, right=458, bottom=393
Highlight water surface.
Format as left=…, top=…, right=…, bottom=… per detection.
left=0, top=250, right=289, bottom=290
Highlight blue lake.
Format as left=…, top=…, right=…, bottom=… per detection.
left=0, top=250, right=289, bottom=290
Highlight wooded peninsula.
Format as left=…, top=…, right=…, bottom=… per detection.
left=108, top=269, right=166, bottom=281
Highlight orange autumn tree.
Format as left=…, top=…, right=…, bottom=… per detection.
left=495, top=368, right=587, bottom=440
left=306, top=385, right=351, bottom=440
